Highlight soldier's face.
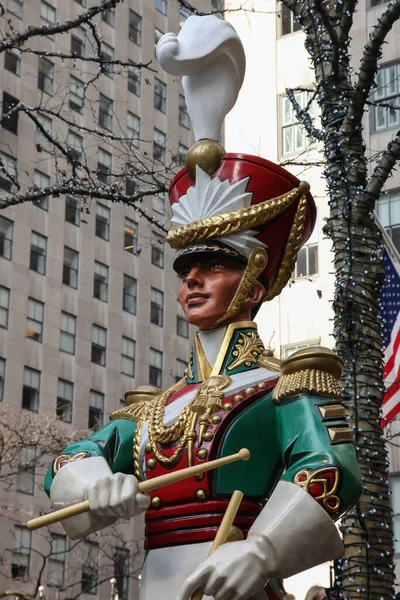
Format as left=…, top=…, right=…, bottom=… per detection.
left=178, top=258, right=244, bottom=330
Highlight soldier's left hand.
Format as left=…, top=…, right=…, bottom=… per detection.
left=178, top=537, right=269, bottom=600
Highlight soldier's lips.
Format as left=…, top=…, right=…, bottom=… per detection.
left=186, top=294, right=209, bottom=307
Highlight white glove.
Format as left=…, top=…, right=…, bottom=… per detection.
left=87, top=471, right=150, bottom=519
left=178, top=537, right=268, bottom=600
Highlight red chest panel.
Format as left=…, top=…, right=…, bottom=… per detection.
left=143, top=377, right=277, bottom=550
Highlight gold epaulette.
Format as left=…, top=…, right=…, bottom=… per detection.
left=273, top=347, right=343, bottom=403
left=111, top=385, right=162, bottom=422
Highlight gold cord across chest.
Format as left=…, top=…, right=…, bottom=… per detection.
left=132, top=375, right=232, bottom=480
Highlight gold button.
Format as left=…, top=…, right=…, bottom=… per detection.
left=150, top=496, right=161, bottom=509
left=195, top=489, right=206, bottom=501
left=197, top=448, right=208, bottom=460
left=245, top=387, right=255, bottom=395
left=212, top=415, right=222, bottom=424
left=203, top=432, right=213, bottom=442
left=147, top=458, right=156, bottom=470
left=233, top=394, right=244, bottom=402
left=223, top=402, right=233, bottom=411
left=258, top=382, right=267, bottom=389
left=145, top=443, right=152, bottom=453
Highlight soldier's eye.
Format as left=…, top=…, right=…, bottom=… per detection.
left=179, top=269, right=189, bottom=279
left=209, top=262, right=225, bottom=270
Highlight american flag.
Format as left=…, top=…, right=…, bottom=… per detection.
left=379, top=224, right=400, bottom=427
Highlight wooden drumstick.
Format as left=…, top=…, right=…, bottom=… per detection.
left=191, top=490, right=244, bottom=600
left=27, top=449, right=250, bottom=531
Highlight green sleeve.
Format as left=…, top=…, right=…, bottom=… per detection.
left=44, top=418, right=137, bottom=496
left=277, top=394, right=362, bottom=517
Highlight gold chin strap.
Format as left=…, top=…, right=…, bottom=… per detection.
left=210, top=247, right=268, bottom=330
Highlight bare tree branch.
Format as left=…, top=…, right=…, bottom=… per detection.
left=367, top=129, right=400, bottom=196
left=346, top=0, right=400, bottom=128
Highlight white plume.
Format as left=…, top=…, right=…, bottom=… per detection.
left=170, top=166, right=252, bottom=226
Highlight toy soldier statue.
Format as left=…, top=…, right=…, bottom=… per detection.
left=44, top=15, right=362, bottom=600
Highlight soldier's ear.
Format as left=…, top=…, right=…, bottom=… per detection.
left=244, top=281, right=266, bottom=309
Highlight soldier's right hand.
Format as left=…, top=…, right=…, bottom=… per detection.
left=87, top=472, right=150, bottom=519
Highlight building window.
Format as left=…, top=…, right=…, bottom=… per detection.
left=373, top=62, right=400, bottom=132
left=155, top=0, right=167, bottom=15
left=151, top=232, right=165, bottom=268
left=126, top=176, right=138, bottom=196
left=175, top=359, right=187, bottom=382
left=179, top=94, right=190, bottom=128
left=152, top=193, right=164, bottom=215
left=33, top=170, right=50, bottom=210
left=92, top=325, right=107, bottom=366
left=127, top=112, right=140, bottom=148
left=81, top=543, right=99, bottom=593
left=281, top=91, right=317, bottom=156
left=149, top=348, right=163, bottom=388
left=0, top=151, right=17, bottom=192
left=88, top=391, right=104, bottom=430
left=155, top=28, right=163, bottom=56
left=48, top=535, right=67, bottom=586
left=57, top=379, right=73, bottom=423
left=123, top=275, right=137, bottom=315
left=30, top=231, right=47, bottom=275
left=390, top=474, right=400, bottom=554
left=154, top=78, right=167, bottom=113
left=128, top=63, right=141, bottom=96
left=22, top=367, right=40, bottom=412
left=124, top=218, right=138, bottom=253
left=281, top=339, right=321, bottom=360
left=5, top=49, right=21, bottom=75
left=69, top=76, right=84, bottom=112
left=151, top=288, right=164, bottom=326
left=211, top=0, right=224, bottom=8
left=177, top=302, right=189, bottom=338
left=177, top=143, right=188, bottom=166
left=370, top=0, right=390, bottom=7
left=65, top=196, right=81, bottom=226
left=102, top=5, right=115, bottom=26
left=97, top=149, right=112, bottom=183
left=114, top=549, right=130, bottom=600
left=93, top=261, right=109, bottom=302
left=63, top=247, right=79, bottom=288
left=153, top=129, right=166, bottom=163
left=99, top=94, right=113, bottom=131
left=67, top=130, right=83, bottom=164
left=0, top=286, right=9, bottom=329
left=60, top=312, right=76, bottom=355
left=38, top=57, right=54, bottom=95
left=26, top=298, right=44, bottom=342
left=35, top=113, right=52, bottom=152
left=101, top=42, right=115, bottom=78
left=0, top=358, right=5, bottom=400
left=377, top=189, right=400, bottom=252
left=122, top=337, right=135, bottom=377
left=280, top=4, right=301, bottom=36
left=129, top=10, right=142, bottom=45
left=0, top=216, right=13, bottom=259
left=16, top=446, right=36, bottom=495
left=95, top=202, right=110, bottom=239
left=2, top=91, right=19, bottom=134
left=294, top=243, right=318, bottom=278
left=71, top=26, right=86, bottom=57
left=40, top=1, right=55, bottom=29
left=8, top=0, right=24, bottom=18
left=12, top=527, right=31, bottom=580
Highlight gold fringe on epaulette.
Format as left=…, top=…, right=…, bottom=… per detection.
left=273, top=369, right=342, bottom=403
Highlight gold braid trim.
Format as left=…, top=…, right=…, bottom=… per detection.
left=210, top=247, right=268, bottom=329
left=273, top=368, right=342, bottom=403
left=168, top=184, right=309, bottom=249
left=265, top=194, right=308, bottom=301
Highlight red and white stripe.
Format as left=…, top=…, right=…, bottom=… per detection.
left=382, top=311, right=400, bottom=425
